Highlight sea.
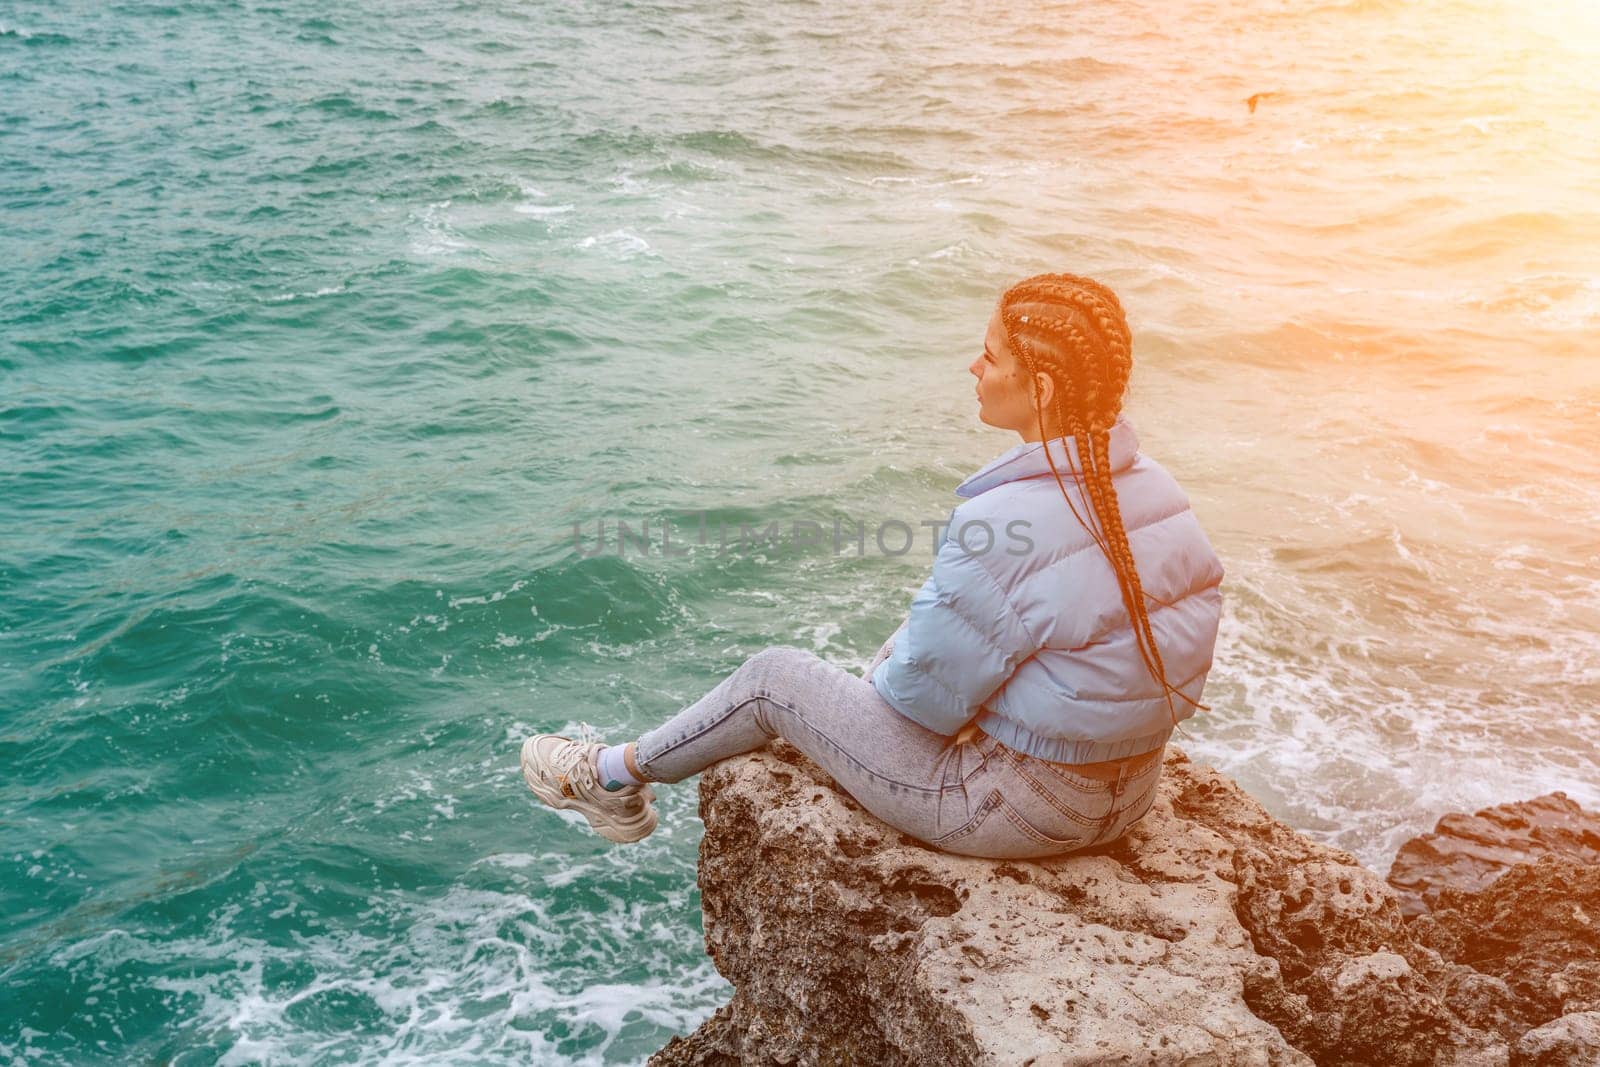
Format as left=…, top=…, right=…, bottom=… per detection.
left=3, top=0, right=1598, bottom=1062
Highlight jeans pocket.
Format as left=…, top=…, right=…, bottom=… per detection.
left=929, top=789, right=1097, bottom=860
left=1000, top=755, right=1115, bottom=831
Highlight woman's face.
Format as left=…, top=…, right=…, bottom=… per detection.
left=969, top=305, right=1057, bottom=442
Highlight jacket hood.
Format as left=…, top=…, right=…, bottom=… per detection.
left=954, top=416, right=1140, bottom=499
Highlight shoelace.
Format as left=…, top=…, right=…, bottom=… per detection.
left=552, top=723, right=648, bottom=813
left=548, top=721, right=600, bottom=782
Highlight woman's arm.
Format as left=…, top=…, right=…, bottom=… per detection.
left=869, top=530, right=1040, bottom=736
left=865, top=622, right=905, bottom=677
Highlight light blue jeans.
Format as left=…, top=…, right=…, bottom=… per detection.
left=633, top=644, right=1164, bottom=860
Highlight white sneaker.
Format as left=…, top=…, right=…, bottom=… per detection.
left=520, top=726, right=658, bottom=844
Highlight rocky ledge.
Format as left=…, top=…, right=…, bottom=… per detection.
left=649, top=743, right=1600, bottom=1067
left=1387, top=791, right=1600, bottom=917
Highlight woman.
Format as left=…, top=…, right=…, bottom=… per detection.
left=520, top=272, right=1224, bottom=860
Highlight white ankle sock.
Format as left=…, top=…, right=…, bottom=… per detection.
left=594, top=744, right=644, bottom=791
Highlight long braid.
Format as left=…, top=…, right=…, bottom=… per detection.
left=1061, top=282, right=1205, bottom=723
left=1063, top=286, right=1205, bottom=723
left=998, top=273, right=1208, bottom=733
left=1077, top=340, right=1182, bottom=719
left=1009, top=306, right=1110, bottom=558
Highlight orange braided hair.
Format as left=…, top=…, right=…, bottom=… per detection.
left=997, top=272, right=1207, bottom=733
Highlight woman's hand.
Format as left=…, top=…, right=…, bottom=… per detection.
left=950, top=720, right=984, bottom=747
left=866, top=629, right=900, bottom=677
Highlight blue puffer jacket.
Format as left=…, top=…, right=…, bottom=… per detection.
left=871, top=416, right=1225, bottom=764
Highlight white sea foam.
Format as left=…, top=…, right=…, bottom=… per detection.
left=264, top=285, right=346, bottom=303
left=515, top=202, right=575, bottom=218
left=1187, top=564, right=1600, bottom=868
left=1535, top=276, right=1600, bottom=330
left=1458, top=115, right=1493, bottom=135
left=1463, top=272, right=1600, bottom=329
left=50, top=878, right=730, bottom=1067
left=575, top=229, right=652, bottom=258
left=446, top=578, right=529, bottom=610
left=610, top=173, right=650, bottom=196
left=409, top=201, right=468, bottom=257
left=805, top=621, right=842, bottom=651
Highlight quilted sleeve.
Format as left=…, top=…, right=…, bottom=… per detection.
left=865, top=621, right=906, bottom=678
left=870, top=529, right=1040, bottom=736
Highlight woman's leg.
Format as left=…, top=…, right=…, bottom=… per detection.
left=630, top=646, right=975, bottom=844
left=520, top=644, right=926, bottom=847
left=628, top=645, right=1165, bottom=858
left=590, top=644, right=1165, bottom=859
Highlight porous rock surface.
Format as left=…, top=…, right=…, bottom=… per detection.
left=647, top=742, right=1600, bottom=1067
left=1409, top=856, right=1600, bottom=1051
left=1387, top=792, right=1600, bottom=917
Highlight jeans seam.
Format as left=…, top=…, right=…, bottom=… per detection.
left=1125, top=756, right=1163, bottom=786
left=957, top=742, right=990, bottom=784
left=1089, top=772, right=1159, bottom=845
left=762, top=693, right=940, bottom=795
left=996, top=796, right=1086, bottom=848
left=638, top=694, right=766, bottom=768
left=1020, top=752, right=1117, bottom=793
left=1000, top=750, right=1108, bottom=828
left=933, top=790, right=1000, bottom=845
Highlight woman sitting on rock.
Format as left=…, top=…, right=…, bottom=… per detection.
left=520, top=271, right=1226, bottom=859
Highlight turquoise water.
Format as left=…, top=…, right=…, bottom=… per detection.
left=4, top=0, right=1599, bottom=1062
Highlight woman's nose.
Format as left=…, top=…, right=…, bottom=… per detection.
left=968, top=354, right=982, bottom=377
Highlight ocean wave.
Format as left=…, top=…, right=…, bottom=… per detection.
left=13, top=878, right=729, bottom=1066
left=4, top=27, right=73, bottom=46
left=1464, top=271, right=1600, bottom=329
left=1188, top=573, right=1600, bottom=867
left=409, top=201, right=469, bottom=257
left=1418, top=209, right=1600, bottom=262
left=574, top=229, right=652, bottom=259
left=263, top=285, right=347, bottom=303
left=307, top=95, right=400, bottom=122
left=513, top=201, right=575, bottom=218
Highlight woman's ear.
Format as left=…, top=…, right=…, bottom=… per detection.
left=1033, top=371, right=1054, bottom=409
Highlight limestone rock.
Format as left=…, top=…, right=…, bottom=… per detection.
left=650, top=743, right=1510, bottom=1067
left=1388, top=793, right=1600, bottom=917
left=1512, top=1012, right=1600, bottom=1067
left=1410, top=856, right=1600, bottom=1027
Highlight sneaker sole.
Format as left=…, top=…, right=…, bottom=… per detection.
left=520, top=738, right=658, bottom=844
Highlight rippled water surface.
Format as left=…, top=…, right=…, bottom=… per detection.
left=4, top=0, right=1599, bottom=1061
